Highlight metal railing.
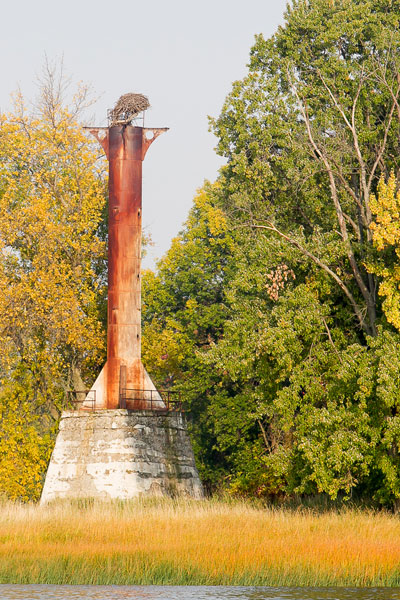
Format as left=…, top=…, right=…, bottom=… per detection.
left=67, top=389, right=96, bottom=411
left=121, top=389, right=183, bottom=412
left=66, top=388, right=182, bottom=412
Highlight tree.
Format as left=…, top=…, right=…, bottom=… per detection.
left=200, top=0, right=400, bottom=503
left=0, top=63, right=107, bottom=499
left=211, top=0, right=400, bottom=337
left=140, top=1, right=400, bottom=504
left=369, top=172, right=400, bottom=330
left=142, top=183, right=236, bottom=488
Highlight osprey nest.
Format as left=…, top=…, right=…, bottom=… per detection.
left=109, top=93, right=150, bottom=126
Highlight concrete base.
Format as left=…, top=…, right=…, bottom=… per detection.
left=40, top=410, right=203, bottom=503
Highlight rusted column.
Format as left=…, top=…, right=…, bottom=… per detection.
left=87, top=125, right=167, bottom=410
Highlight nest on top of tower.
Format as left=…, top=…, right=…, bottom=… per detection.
left=109, top=93, right=150, bottom=126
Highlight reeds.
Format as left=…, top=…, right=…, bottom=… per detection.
left=0, top=498, right=400, bottom=586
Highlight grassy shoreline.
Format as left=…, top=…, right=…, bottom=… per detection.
left=1, top=498, right=400, bottom=586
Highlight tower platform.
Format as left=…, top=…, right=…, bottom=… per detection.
left=40, top=410, right=203, bottom=503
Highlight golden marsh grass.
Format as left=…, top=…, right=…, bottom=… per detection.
left=0, top=498, right=400, bottom=586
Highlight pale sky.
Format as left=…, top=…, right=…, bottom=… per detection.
left=1, top=0, right=288, bottom=268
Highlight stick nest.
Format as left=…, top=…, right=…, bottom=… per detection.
left=109, top=93, right=150, bottom=125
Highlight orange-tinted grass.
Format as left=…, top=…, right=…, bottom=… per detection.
left=0, top=498, right=400, bottom=585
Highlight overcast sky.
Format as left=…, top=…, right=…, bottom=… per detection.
left=1, top=0, right=288, bottom=268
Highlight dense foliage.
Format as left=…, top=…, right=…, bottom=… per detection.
left=3, top=1, right=400, bottom=507
left=142, top=0, right=400, bottom=507
left=0, top=68, right=107, bottom=499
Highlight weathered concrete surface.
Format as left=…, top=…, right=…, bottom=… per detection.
left=41, top=410, right=203, bottom=503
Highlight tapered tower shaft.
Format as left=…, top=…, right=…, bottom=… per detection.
left=108, top=126, right=143, bottom=408
left=88, top=124, right=167, bottom=409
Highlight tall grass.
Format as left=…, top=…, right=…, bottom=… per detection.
left=0, top=497, right=400, bottom=586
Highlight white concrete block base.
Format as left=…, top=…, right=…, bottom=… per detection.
left=40, top=410, right=204, bottom=503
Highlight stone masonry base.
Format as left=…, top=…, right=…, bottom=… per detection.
left=40, top=410, right=203, bottom=503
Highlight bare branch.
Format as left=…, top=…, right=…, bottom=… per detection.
left=328, top=156, right=368, bottom=225
left=368, top=95, right=398, bottom=191
left=251, top=221, right=370, bottom=334
left=322, top=316, right=343, bottom=364
left=317, top=69, right=354, bottom=131
left=343, top=212, right=360, bottom=240
left=34, top=55, right=98, bottom=128
left=257, top=419, right=271, bottom=452
left=289, top=70, right=376, bottom=333
left=350, top=79, right=371, bottom=222
left=375, top=56, right=400, bottom=122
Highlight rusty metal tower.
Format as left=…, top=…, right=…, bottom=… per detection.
left=84, top=97, right=168, bottom=410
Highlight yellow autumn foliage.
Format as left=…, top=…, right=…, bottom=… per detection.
left=370, top=173, right=400, bottom=330
left=0, top=75, right=107, bottom=500
left=0, top=378, right=53, bottom=502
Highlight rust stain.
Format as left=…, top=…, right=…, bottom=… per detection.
left=88, top=124, right=168, bottom=409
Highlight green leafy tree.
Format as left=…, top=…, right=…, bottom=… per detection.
left=201, top=0, right=400, bottom=502
left=142, top=184, right=236, bottom=488
left=211, top=0, right=400, bottom=337
left=142, top=1, right=400, bottom=505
